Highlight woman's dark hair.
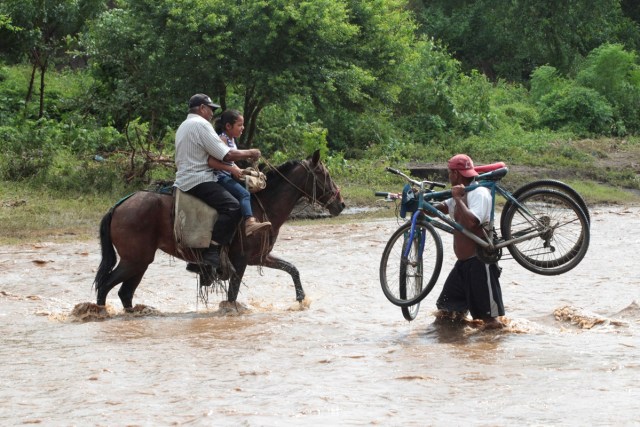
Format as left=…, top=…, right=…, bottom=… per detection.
left=214, top=109, right=242, bottom=134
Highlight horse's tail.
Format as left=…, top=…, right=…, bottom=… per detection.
left=93, top=207, right=117, bottom=293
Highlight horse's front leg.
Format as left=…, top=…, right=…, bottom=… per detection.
left=262, top=254, right=304, bottom=302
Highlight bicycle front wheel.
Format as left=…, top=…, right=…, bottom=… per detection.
left=501, top=188, right=590, bottom=275
left=401, top=304, right=420, bottom=321
left=380, top=219, right=443, bottom=308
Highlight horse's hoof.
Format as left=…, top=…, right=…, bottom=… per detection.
left=125, top=304, right=161, bottom=316
left=218, top=300, right=249, bottom=314
left=288, top=297, right=311, bottom=311
left=70, top=302, right=114, bottom=321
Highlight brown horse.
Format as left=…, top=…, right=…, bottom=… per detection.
left=94, top=150, right=345, bottom=310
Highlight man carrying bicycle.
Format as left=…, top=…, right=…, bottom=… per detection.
left=433, top=154, right=505, bottom=329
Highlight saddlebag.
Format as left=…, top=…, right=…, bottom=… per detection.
left=173, top=189, right=218, bottom=248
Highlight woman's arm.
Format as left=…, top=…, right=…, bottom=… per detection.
left=208, top=156, right=243, bottom=180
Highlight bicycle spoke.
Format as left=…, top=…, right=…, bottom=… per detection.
left=502, top=188, right=589, bottom=276
left=380, top=220, right=444, bottom=308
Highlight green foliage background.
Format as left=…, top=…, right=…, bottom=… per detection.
left=1, top=0, right=640, bottom=207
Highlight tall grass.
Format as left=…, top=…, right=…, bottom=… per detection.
left=0, top=181, right=133, bottom=244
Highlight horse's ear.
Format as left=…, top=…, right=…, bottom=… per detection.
left=310, top=149, right=320, bottom=166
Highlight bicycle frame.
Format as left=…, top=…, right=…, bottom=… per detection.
left=379, top=165, right=590, bottom=313
left=379, top=165, right=590, bottom=312
left=404, top=168, right=550, bottom=256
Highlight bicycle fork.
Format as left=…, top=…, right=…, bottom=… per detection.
left=403, top=211, right=427, bottom=261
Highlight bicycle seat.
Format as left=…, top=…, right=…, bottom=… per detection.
left=477, top=167, right=508, bottom=181
left=474, top=162, right=506, bottom=173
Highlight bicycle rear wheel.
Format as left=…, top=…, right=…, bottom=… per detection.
left=501, top=188, right=590, bottom=275
left=500, top=180, right=590, bottom=232
left=380, top=219, right=443, bottom=308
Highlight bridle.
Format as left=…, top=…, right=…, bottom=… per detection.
left=300, top=160, right=342, bottom=210
left=261, top=157, right=341, bottom=210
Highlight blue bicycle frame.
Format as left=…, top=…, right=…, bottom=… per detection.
left=403, top=167, right=545, bottom=257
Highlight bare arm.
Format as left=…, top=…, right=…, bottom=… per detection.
left=224, top=148, right=261, bottom=163
left=451, top=185, right=480, bottom=230
left=425, top=201, right=448, bottom=217
left=435, top=202, right=448, bottom=215
left=208, top=156, right=243, bottom=180
left=451, top=184, right=482, bottom=259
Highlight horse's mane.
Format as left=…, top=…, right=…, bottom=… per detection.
left=263, top=160, right=301, bottom=188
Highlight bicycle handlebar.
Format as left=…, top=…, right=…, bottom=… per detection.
left=375, top=191, right=401, bottom=200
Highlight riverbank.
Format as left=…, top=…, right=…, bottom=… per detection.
left=1, top=136, right=640, bottom=244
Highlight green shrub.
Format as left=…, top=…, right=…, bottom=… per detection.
left=575, top=43, right=640, bottom=133
left=538, top=85, right=614, bottom=136
left=488, top=81, right=539, bottom=131
left=0, top=122, right=55, bottom=180
left=395, top=38, right=460, bottom=139
left=450, top=70, right=495, bottom=135
left=492, top=102, right=539, bottom=132
left=530, top=66, right=567, bottom=103
left=40, top=149, right=126, bottom=194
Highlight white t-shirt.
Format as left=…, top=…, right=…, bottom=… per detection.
left=174, top=114, right=230, bottom=191
left=444, top=186, right=492, bottom=226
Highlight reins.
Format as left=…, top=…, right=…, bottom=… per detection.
left=260, top=157, right=341, bottom=210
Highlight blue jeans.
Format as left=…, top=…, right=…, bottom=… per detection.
left=216, top=173, right=253, bottom=219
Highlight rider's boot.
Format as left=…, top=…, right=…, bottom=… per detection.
left=186, top=263, right=200, bottom=273
left=245, top=216, right=271, bottom=236
left=201, top=244, right=221, bottom=268
left=186, top=243, right=222, bottom=272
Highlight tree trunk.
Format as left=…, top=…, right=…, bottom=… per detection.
left=25, top=57, right=38, bottom=114
left=242, top=84, right=266, bottom=149
left=217, top=78, right=227, bottom=111
left=38, top=59, right=47, bottom=119
left=245, top=102, right=264, bottom=149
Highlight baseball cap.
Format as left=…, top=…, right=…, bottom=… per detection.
left=448, top=154, right=479, bottom=178
left=188, top=93, right=220, bottom=110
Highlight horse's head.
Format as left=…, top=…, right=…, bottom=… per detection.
left=301, top=149, right=345, bottom=216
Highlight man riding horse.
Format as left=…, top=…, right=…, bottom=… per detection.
left=174, top=94, right=270, bottom=269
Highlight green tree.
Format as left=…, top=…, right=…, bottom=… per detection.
left=412, top=0, right=639, bottom=81
left=621, top=0, right=640, bottom=25
left=85, top=0, right=417, bottom=148
left=576, top=43, right=640, bottom=133
left=0, top=0, right=105, bottom=118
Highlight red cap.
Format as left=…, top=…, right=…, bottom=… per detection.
left=448, top=154, right=478, bottom=178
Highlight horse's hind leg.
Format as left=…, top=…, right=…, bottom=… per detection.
left=117, top=268, right=148, bottom=311
left=261, top=254, right=304, bottom=302
left=96, top=262, right=147, bottom=309
left=96, top=265, right=129, bottom=306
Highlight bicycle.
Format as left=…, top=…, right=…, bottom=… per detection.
left=376, top=162, right=590, bottom=321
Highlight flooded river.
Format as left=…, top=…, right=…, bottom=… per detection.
left=1, top=206, right=638, bottom=426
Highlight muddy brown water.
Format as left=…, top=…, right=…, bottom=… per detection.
left=1, top=207, right=638, bottom=426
